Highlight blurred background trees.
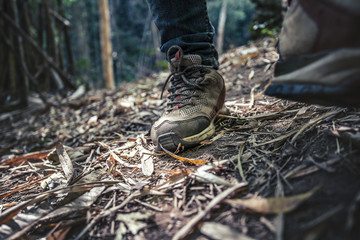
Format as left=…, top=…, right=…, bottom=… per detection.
left=249, top=0, right=285, bottom=39
left=208, top=0, right=255, bottom=53
left=0, top=0, right=283, bottom=112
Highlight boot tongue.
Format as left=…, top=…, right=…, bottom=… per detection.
left=169, top=50, right=202, bottom=72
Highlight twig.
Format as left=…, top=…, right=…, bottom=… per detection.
left=291, top=109, right=341, bottom=144
left=49, top=9, right=71, bottom=27
left=134, top=199, right=163, bottom=212
left=237, top=142, right=247, bottom=182
left=172, top=182, right=247, bottom=240
left=74, top=190, right=140, bottom=240
left=253, top=129, right=298, bottom=147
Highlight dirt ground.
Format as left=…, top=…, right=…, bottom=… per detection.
left=0, top=38, right=359, bottom=240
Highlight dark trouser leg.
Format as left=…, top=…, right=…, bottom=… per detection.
left=146, top=0, right=219, bottom=68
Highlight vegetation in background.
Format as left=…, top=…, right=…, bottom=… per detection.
left=208, top=0, right=255, bottom=50
left=249, top=0, right=284, bottom=39
left=0, top=0, right=76, bottom=111
left=0, top=0, right=284, bottom=112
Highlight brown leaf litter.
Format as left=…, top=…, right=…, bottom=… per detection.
left=0, top=38, right=359, bottom=240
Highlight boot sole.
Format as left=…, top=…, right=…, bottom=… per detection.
left=156, top=105, right=231, bottom=152
left=265, top=48, right=360, bottom=107
left=157, top=120, right=216, bottom=152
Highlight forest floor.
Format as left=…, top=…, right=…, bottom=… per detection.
left=1, top=38, right=360, bottom=240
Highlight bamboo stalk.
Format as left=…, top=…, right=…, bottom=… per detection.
left=12, top=0, right=29, bottom=107
left=97, top=0, right=115, bottom=89
left=0, top=8, right=75, bottom=89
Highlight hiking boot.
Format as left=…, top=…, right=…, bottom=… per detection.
left=265, top=0, right=360, bottom=107
left=151, top=46, right=226, bottom=152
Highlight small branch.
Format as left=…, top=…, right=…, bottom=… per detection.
left=173, top=182, right=247, bottom=240
left=49, top=9, right=72, bottom=27
left=74, top=190, right=140, bottom=240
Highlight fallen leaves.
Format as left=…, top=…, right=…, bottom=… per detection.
left=0, top=174, right=51, bottom=201
left=2, top=186, right=105, bottom=240
left=173, top=182, right=248, bottom=240
left=0, top=37, right=359, bottom=240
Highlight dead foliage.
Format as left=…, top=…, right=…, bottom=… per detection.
left=0, top=38, right=359, bottom=240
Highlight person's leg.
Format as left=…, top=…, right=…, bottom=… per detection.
left=147, top=0, right=219, bottom=68
left=265, top=0, right=360, bottom=107
left=146, top=0, right=226, bottom=151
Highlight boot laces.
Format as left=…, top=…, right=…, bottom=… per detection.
left=160, top=46, right=212, bottom=112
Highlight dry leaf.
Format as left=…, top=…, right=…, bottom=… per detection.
left=160, top=144, right=207, bottom=165
left=225, top=185, right=320, bottom=214
left=3, top=186, right=105, bottom=240
left=56, top=143, right=74, bottom=184
left=140, top=153, right=154, bottom=176
left=40, top=186, right=105, bottom=223
left=173, top=183, right=248, bottom=240
left=138, top=146, right=154, bottom=176
left=200, top=222, right=255, bottom=240
left=193, top=171, right=234, bottom=186
left=0, top=149, right=51, bottom=167
left=248, top=70, right=255, bottom=81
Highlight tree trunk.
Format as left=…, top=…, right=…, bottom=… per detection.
left=12, top=0, right=29, bottom=107
left=44, top=0, right=57, bottom=62
left=216, top=0, right=228, bottom=54
left=57, top=0, right=74, bottom=75
left=44, top=0, right=58, bottom=91
left=37, top=3, right=44, bottom=51
left=151, top=20, right=161, bottom=64
left=0, top=12, right=5, bottom=94
left=21, top=0, right=36, bottom=77
left=137, top=10, right=152, bottom=77
left=6, top=1, right=17, bottom=100
left=97, top=0, right=115, bottom=89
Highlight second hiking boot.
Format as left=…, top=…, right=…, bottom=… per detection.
left=265, top=0, right=360, bottom=107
